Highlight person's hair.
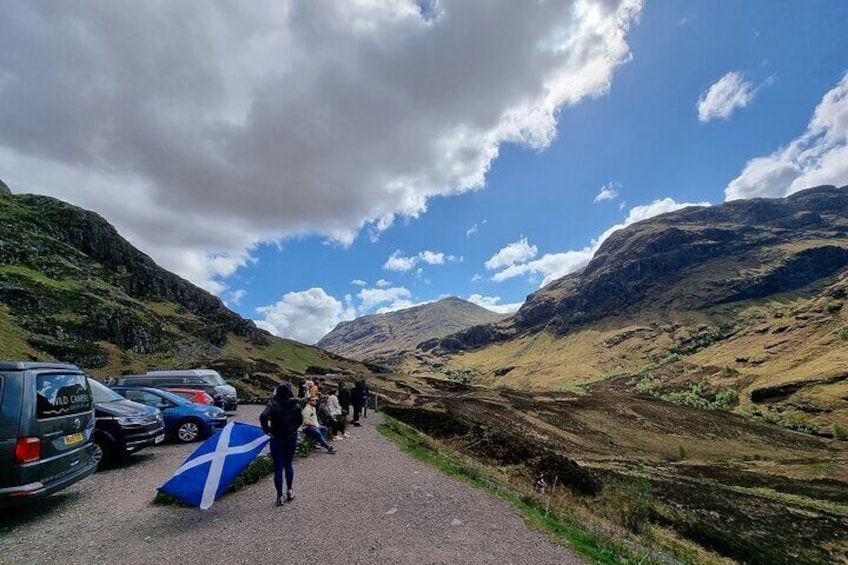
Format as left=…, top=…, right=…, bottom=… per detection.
left=275, top=384, right=292, bottom=402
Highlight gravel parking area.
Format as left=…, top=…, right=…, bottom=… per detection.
left=0, top=405, right=581, bottom=565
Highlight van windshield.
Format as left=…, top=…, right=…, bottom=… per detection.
left=88, top=378, right=124, bottom=403
left=207, top=374, right=226, bottom=386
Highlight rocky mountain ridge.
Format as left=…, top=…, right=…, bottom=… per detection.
left=436, top=185, right=848, bottom=351
left=317, top=296, right=506, bottom=366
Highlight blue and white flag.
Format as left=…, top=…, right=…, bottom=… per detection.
left=158, top=421, right=270, bottom=510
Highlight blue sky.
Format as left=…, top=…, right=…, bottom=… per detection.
left=1, top=1, right=847, bottom=343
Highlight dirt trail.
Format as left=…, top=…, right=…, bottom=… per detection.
left=0, top=406, right=582, bottom=565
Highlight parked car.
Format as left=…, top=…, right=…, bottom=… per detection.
left=161, top=387, right=215, bottom=405
left=111, top=386, right=227, bottom=442
left=115, top=369, right=238, bottom=411
left=0, top=362, right=97, bottom=505
left=87, top=379, right=165, bottom=469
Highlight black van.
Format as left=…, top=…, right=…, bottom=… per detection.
left=88, top=378, right=165, bottom=469
left=0, top=362, right=97, bottom=505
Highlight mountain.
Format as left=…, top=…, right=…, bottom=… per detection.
left=423, top=186, right=848, bottom=433
left=0, top=182, right=372, bottom=397
left=317, top=297, right=507, bottom=366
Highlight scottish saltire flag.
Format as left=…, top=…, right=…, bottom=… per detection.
left=158, top=421, right=269, bottom=509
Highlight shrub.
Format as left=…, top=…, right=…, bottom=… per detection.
left=711, top=388, right=739, bottom=410
left=635, top=376, right=658, bottom=395
left=555, top=385, right=584, bottom=394
left=837, top=327, right=848, bottom=340
left=832, top=422, right=847, bottom=440
left=781, top=411, right=818, bottom=433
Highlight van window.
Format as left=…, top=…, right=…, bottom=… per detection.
left=206, top=374, right=226, bottom=386
left=36, top=373, right=91, bottom=418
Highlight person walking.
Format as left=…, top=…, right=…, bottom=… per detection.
left=260, top=384, right=303, bottom=507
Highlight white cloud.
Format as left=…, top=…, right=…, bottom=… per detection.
left=0, top=1, right=642, bottom=294
left=383, top=249, right=457, bottom=271
left=697, top=71, right=757, bottom=123
left=358, top=286, right=412, bottom=312
left=383, top=251, right=419, bottom=272
left=255, top=288, right=356, bottom=345
left=489, top=197, right=710, bottom=286
left=725, top=71, right=848, bottom=200
left=351, top=279, right=367, bottom=287
left=419, top=250, right=445, bottom=265
left=466, top=224, right=479, bottom=238
left=225, top=289, right=247, bottom=306
left=466, top=294, right=523, bottom=314
left=594, top=182, right=620, bottom=202
left=375, top=279, right=392, bottom=288
left=485, top=238, right=538, bottom=270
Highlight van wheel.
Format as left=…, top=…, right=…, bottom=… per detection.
left=92, top=437, right=112, bottom=470
left=176, top=420, right=201, bottom=442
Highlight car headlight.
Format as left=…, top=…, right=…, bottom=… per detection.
left=117, top=416, right=146, bottom=425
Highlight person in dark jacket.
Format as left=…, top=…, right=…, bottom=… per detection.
left=361, top=381, right=370, bottom=418
left=351, top=380, right=364, bottom=427
left=338, top=382, right=351, bottom=418
left=260, top=384, right=303, bottom=506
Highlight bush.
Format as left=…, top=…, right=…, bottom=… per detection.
left=837, top=327, right=848, bottom=340
left=711, top=388, right=739, bottom=410
left=832, top=422, right=847, bottom=440
left=635, top=376, right=658, bottom=395
left=781, top=411, right=818, bottom=433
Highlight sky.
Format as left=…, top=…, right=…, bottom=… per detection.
left=1, top=1, right=847, bottom=344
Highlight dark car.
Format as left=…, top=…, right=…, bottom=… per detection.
left=114, top=370, right=238, bottom=411
left=88, top=379, right=165, bottom=469
left=111, top=386, right=227, bottom=442
left=0, top=362, right=97, bottom=505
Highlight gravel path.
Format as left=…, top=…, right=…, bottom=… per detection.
left=0, top=406, right=582, bottom=565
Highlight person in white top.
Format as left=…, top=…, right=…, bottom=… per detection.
left=326, top=391, right=348, bottom=439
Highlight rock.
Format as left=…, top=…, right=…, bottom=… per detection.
left=450, top=518, right=462, bottom=527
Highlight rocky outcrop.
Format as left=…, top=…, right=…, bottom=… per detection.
left=438, top=185, right=848, bottom=351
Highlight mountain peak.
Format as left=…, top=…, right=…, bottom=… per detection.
left=317, top=297, right=507, bottom=365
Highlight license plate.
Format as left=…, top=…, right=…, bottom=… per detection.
left=64, top=432, right=84, bottom=447
left=154, top=434, right=165, bottom=444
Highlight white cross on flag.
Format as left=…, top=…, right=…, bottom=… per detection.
left=158, top=421, right=270, bottom=509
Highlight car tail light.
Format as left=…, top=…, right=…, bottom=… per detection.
left=15, top=437, right=41, bottom=464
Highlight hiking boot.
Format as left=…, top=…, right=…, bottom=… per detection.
left=286, top=490, right=295, bottom=502
left=327, top=447, right=338, bottom=454
left=275, top=496, right=283, bottom=507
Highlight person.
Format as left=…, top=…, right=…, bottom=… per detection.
left=302, top=396, right=337, bottom=454
left=351, top=380, right=364, bottom=427
left=338, top=381, right=351, bottom=418
left=322, top=391, right=347, bottom=439
left=296, top=380, right=306, bottom=399
left=362, top=380, right=371, bottom=418
left=260, top=384, right=303, bottom=506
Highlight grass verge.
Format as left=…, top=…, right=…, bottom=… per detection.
left=377, top=415, right=673, bottom=565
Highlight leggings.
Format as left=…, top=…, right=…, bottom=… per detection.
left=269, top=437, right=298, bottom=496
